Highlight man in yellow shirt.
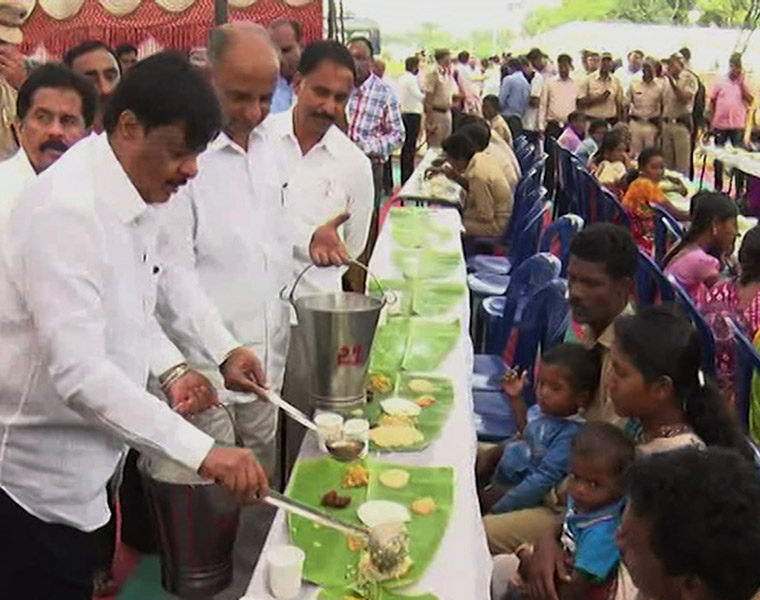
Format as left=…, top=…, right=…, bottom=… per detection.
left=423, top=48, right=455, bottom=147
left=578, top=52, right=623, bottom=125
left=661, top=52, right=698, bottom=175
left=626, top=59, right=664, bottom=157
left=0, top=0, right=32, bottom=160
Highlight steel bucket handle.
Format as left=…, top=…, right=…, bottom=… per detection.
left=281, top=259, right=393, bottom=309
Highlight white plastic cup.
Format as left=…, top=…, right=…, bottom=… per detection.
left=267, top=544, right=305, bottom=600
left=314, top=412, right=344, bottom=453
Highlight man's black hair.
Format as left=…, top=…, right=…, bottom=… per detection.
left=347, top=36, right=374, bottom=58
left=588, top=118, right=608, bottom=135
left=627, top=447, right=760, bottom=600
left=115, top=43, right=138, bottom=58
left=17, top=63, right=98, bottom=129
left=269, top=19, right=303, bottom=43
left=63, top=40, right=121, bottom=74
left=638, top=146, right=663, bottom=168
left=102, top=51, right=221, bottom=151
left=679, top=46, right=691, bottom=62
left=482, top=94, right=500, bottom=112
left=441, top=130, right=478, bottom=162
left=458, top=50, right=470, bottom=63
left=567, top=111, right=586, bottom=123
left=298, top=40, right=357, bottom=81
left=405, top=55, right=420, bottom=72
left=569, top=223, right=638, bottom=280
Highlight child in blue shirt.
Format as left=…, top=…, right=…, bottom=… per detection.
left=479, top=344, right=601, bottom=515
left=494, top=423, right=636, bottom=600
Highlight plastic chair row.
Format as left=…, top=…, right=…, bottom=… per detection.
left=634, top=249, right=717, bottom=377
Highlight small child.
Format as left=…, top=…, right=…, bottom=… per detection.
left=478, top=344, right=600, bottom=515
left=622, top=147, right=689, bottom=253
left=491, top=423, right=636, bottom=600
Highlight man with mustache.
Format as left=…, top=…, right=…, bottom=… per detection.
left=0, top=63, right=96, bottom=224
left=64, top=40, right=121, bottom=133
left=265, top=40, right=373, bottom=470
left=156, top=25, right=354, bottom=480
left=0, top=52, right=268, bottom=600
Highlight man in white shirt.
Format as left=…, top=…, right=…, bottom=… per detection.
left=267, top=40, right=373, bottom=468
left=617, top=49, right=644, bottom=92
left=0, top=63, right=95, bottom=222
left=523, top=49, right=546, bottom=150
left=157, top=26, right=354, bottom=476
left=0, top=52, right=269, bottom=599
left=398, top=55, right=424, bottom=184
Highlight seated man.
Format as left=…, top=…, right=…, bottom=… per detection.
left=557, top=111, right=588, bottom=154
left=430, top=130, right=513, bottom=237
left=618, top=447, right=760, bottom=600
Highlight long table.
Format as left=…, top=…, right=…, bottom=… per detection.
left=697, top=144, right=760, bottom=187
left=244, top=209, right=492, bottom=600
left=397, top=149, right=465, bottom=207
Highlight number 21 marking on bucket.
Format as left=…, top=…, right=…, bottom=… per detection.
left=337, top=345, right=363, bottom=366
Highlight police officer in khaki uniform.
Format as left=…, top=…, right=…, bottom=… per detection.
left=578, top=52, right=623, bottom=124
left=424, top=48, right=454, bottom=147
left=661, top=52, right=698, bottom=175
left=626, top=58, right=664, bottom=158
left=0, top=0, right=31, bottom=160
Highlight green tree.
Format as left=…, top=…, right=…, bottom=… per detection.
left=522, top=0, right=757, bottom=33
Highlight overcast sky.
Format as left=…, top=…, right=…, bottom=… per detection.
left=341, top=0, right=550, bottom=34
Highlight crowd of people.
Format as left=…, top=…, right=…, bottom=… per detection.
left=1, top=1, right=760, bottom=598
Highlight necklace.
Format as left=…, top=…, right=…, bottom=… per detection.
left=642, top=423, right=693, bottom=444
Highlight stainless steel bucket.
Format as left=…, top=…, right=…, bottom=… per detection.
left=142, top=475, right=239, bottom=599
left=140, top=406, right=240, bottom=599
left=288, top=262, right=387, bottom=412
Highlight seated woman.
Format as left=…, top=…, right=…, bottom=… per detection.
left=664, top=191, right=738, bottom=301
left=700, top=226, right=760, bottom=396
left=622, top=148, right=690, bottom=252
left=589, top=130, right=630, bottom=198
left=431, top=130, right=513, bottom=238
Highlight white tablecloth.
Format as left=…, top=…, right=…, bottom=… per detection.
left=698, top=144, right=760, bottom=179
left=244, top=209, right=492, bottom=600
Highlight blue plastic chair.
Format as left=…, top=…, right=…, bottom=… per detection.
left=635, top=250, right=676, bottom=307
left=473, top=279, right=570, bottom=442
left=731, top=319, right=758, bottom=430
left=468, top=202, right=547, bottom=297
left=516, top=144, right=537, bottom=173
left=671, top=278, right=717, bottom=377
left=538, top=214, right=584, bottom=277
left=653, top=205, right=685, bottom=266
left=514, top=135, right=529, bottom=155
left=479, top=253, right=562, bottom=354
left=468, top=179, right=544, bottom=274
left=600, top=189, right=633, bottom=229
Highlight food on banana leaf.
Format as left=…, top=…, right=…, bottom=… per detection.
left=378, top=469, right=410, bottom=490
left=361, top=523, right=411, bottom=582
left=411, top=497, right=437, bottom=516
left=407, top=378, right=436, bottom=394
left=415, top=395, right=437, bottom=407
left=321, top=490, right=351, bottom=509
left=357, top=501, right=411, bottom=528
left=367, top=373, right=392, bottom=394
left=378, top=414, right=414, bottom=427
left=369, top=425, right=424, bottom=448
left=346, top=534, right=366, bottom=552
left=380, top=397, right=421, bottom=417
left=343, top=465, right=370, bottom=488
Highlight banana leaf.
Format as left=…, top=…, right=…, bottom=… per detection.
left=411, top=283, right=465, bottom=317
left=319, top=586, right=439, bottom=600
left=391, top=249, right=462, bottom=280
left=368, top=279, right=413, bottom=317
left=364, top=374, right=455, bottom=453
left=370, top=318, right=411, bottom=372
left=389, top=211, right=453, bottom=249
left=401, top=320, right=460, bottom=372
left=286, top=456, right=453, bottom=598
